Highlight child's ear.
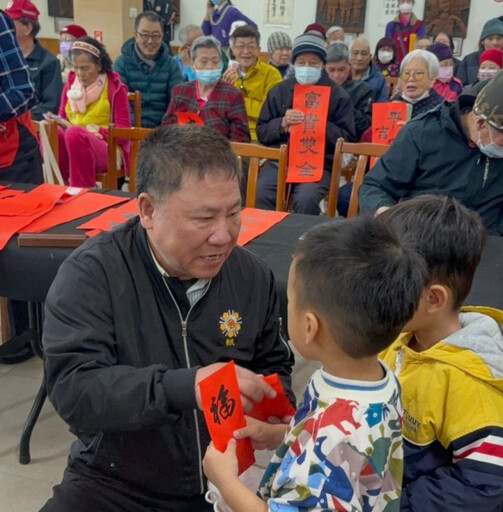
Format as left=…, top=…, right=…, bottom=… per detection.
left=304, top=311, right=319, bottom=345
left=424, top=284, right=449, bottom=312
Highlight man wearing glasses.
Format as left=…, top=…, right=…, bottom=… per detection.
left=222, top=25, right=281, bottom=140
left=114, top=11, right=183, bottom=127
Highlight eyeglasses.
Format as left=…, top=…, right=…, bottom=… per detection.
left=233, top=44, right=258, bottom=52
left=137, top=32, right=162, bottom=43
left=401, top=69, right=427, bottom=80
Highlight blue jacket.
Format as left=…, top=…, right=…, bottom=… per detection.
left=113, top=38, right=183, bottom=127
left=363, top=61, right=388, bottom=102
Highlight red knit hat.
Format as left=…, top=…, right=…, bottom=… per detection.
left=4, top=0, right=39, bottom=20
left=60, top=24, right=87, bottom=39
left=479, top=48, right=503, bottom=68
left=304, top=23, right=327, bottom=38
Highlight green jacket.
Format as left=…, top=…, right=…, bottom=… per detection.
left=113, top=38, right=183, bottom=127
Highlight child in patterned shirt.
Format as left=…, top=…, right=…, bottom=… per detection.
left=203, top=215, right=427, bottom=511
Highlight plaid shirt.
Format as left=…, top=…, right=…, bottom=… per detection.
left=163, top=79, right=250, bottom=142
left=0, top=10, right=37, bottom=122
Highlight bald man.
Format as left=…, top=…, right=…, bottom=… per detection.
left=349, top=37, right=388, bottom=101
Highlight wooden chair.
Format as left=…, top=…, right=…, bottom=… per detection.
left=230, top=142, right=288, bottom=211
left=326, top=137, right=389, bottom=218
left=127, top=90, right=142, bottom=128
left=32, top=118, right=58, bottom=161
left=385, top=76, right=399, bottom=99
left=96, top=125, right=152, bottom=191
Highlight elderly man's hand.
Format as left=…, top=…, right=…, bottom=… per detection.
left=195, top=363, right=277, bottom=412
left=222, top=66, right=239, bottom=84
left=281, top=109, right=305, bottom=132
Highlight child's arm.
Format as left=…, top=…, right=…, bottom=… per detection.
left=203, top=440, right=268, bottom=512
left=234, top=415, right=288, bottom=450
left=401, top=427, right=503, bottom=512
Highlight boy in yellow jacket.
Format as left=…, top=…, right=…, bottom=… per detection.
left=380, top=195, right=503, bottom=512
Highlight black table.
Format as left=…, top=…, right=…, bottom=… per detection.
left=0, top=210, right=502, bottom=313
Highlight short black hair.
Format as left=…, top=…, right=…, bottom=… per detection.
left=380, top=195, right=486, bottom=309
left=434, top=30, right=455, bottom=52
left=293, top=216, right=427, bottom=358
left=136, top=124, right=242, bottom=199
left=18, top=17, right=40, bottom=38
left=134, top=11, right=163, bottom=32
left=69, top=36, right=113, bottom=73
left=230, top=25, right=260, bottom=46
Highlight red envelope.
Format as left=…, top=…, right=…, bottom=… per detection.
left=198, top=361, right=255, bottom=475
left=248, top=373, right=295, bottom=422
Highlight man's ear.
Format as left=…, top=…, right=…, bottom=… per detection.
left=304, top=311, right=320, bottom=345
left=137, top=192, right=156, bottom=230
left=424, top=284, right=450, bottom=313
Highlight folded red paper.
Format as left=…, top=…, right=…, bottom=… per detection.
left=248, top=373, right=295, bottom=422
left=198, top=361, right=255, bottom=475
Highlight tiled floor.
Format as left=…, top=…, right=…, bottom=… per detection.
left=0, top=356, right=74, bottom=511
left=0, top=349, right=319, bottom=511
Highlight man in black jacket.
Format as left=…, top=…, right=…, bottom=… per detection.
left=256, top=33, right=355, bottom=215
left=40, top=125, right=293, bottom=512
left=325, top=41, right=373, bottom=139
left=359, top=73, right=503, bottom=236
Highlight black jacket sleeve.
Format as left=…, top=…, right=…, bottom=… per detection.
left=43, top=250, right=198, bottom=433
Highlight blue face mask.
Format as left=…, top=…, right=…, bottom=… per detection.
left=477, top=127, right=503, bottom=159
left=59, top=41, right=72, bottom=58
left=294, top=66, right=322, bottom=85
left=210, top=0, right=220, bottom=6
left=195, top=68, right=222, bottom=85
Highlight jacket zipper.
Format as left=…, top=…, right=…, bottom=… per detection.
left=162, top=278, right=211, bottom=495
left=482, top=158, right=489, bottom=188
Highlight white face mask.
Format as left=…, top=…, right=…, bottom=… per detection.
left=399, top=2, right=414, bottom=14
left=477, top=68, right=499, bottom=82
left=294, top=66, right=322, bottom=85
left=378, top=50, right=394, bottom=64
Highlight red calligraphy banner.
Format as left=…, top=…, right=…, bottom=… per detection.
left=237, top=208, right=289, bottom=246
left=77, top=199, right=139, bottom=235
left=198, top=361, right=255, bottom=475
left=175, top=112, right=204, bottom=125
left=371, top=101, right=411, bottom=146
left=287, top=85, right=330, bottom=184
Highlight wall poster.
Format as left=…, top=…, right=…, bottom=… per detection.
left=315, top=0, right=368, bottom=34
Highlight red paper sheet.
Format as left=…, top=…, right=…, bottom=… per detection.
left=248, top=373, right=295, bottom=422
left=198, top=361, right=255, bottom=475
left=0, top=188, right=24, bottom=199
left=77, top=199, right=139, bottom=234
left=238, top=208, right=289, bottom=246
left=371, top=101, right=409, bottom=146
left=176, top=111, right=204, bottom=125
left=0, top=184, right=66, bottom=249
left=20, top=192, right=129, bottom=233
left=287, top=85, right=330, bottom=184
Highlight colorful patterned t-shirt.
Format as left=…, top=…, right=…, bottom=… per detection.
left=258, top=365, right=403, bottom=511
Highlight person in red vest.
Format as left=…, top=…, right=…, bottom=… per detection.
left=385, top=0, right=425, bottom=65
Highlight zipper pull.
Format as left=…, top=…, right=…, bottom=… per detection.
left=181, top=320, right=187, bottom=338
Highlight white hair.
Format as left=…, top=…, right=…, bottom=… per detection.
left=327, top=26, right=344, bottom=38
left=401, top=49, right=439, bottom=77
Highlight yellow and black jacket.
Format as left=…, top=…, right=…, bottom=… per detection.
left=380, top=306, right=503, bottom=512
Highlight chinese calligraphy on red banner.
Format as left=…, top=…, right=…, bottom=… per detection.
left=287, top=85, right=330, bottom=184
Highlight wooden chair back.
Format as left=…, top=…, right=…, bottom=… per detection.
left=327, top=137, right=389, bottom=218
left=97, top=124, right=152, bottom=191
left=32, top=119, right=58, bottom=161
left=385, top=76, right=399, bottom=99
left=230, top=142, right=288, bottom=211
left=127, top=90, right=142, bottom=128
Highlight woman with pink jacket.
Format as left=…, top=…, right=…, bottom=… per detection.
left=53, top=37, right=130, bottom=187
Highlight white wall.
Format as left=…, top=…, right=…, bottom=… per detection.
left=20, top=0, right=503, bottom=58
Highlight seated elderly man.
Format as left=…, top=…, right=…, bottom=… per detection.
left=113, top=11, right=183, bottom=127
left=326, top=41, right=373, bottom=139
left=266, top=31, right=293, bottom=79
left=163, top=36, right=250, bottom=142
left=359, top=72, right=503, bottom=236
left=394, top=49, right=444, bottom=117
left=222, top=25, right=282, bottom=140
left=350, top=37, right=388, bottom=102
left=255, top=33, right=356, bottom=215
